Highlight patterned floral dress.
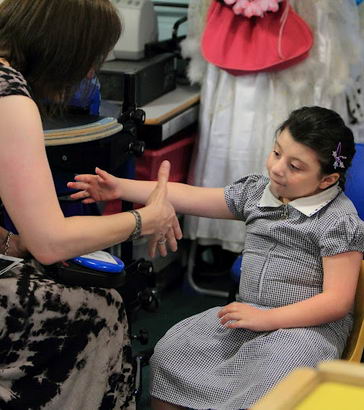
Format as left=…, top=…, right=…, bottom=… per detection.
left=0, top=63, right=135, bottom=409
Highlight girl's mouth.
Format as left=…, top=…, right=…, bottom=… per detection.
left=271, top=178, right=285, bottom=187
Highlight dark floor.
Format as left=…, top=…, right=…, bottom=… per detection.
left=130, top=245, right=237, bottom=409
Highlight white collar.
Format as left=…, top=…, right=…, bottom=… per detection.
left=258, top=182, right=341, bottom=217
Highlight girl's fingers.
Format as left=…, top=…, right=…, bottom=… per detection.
left=224, top=321, right=244, bottom=329
left=219, top=313, right=242, bottom=325
left=68, top=191, right=96, bottom=203
left=67, top=181, right=89, bottom=191
left=217, top=304, right=237, bottom=318
left=81, top=197, right=96, bottom=204
left=73, top=174, right=94, bottom=182
left=95, top=167, right=110, bottom=181
left=68, top=190, right=87, bottom=200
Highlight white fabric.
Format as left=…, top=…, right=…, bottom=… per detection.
left=259, top=183, right=341, bottom=217
left=183, top=0, right=364, bottom=252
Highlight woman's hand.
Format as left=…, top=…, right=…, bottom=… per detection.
left=67, top=167, right=121, bottom=203
left=218, top=302, right=270, bottom=332
left=144, top=161, right=182, bottom=258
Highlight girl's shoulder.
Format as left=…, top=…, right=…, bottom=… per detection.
left=224, top=174, right=268, bottom=219
left=0, top=64, right=31, bottom=99
left=317, top=192, right=364, bottom=256
left=225, top=174, right=268, bottom=198
left=323, top=191, right=360, bottom=220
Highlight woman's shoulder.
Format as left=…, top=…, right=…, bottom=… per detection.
left=0, top=64, right=31, bottom=99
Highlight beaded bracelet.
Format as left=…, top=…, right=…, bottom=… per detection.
left=127, top=210, right=142, bottom=241
left=2, top=231, right=13, bottom=256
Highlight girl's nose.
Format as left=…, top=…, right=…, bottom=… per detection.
left=271, top=159, right=285, bottom=176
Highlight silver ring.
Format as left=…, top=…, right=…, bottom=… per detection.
left=158, top=237, right=167, bottom=245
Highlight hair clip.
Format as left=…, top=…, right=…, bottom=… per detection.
left=332, top=142, right=347, bottom=169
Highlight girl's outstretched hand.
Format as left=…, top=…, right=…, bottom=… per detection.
left=145, top=160, right=182, bottom=258
left=67, top=167, right=121, bottom=203
left=218, top=302, right=270, bottom=332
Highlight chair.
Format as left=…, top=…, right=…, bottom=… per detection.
left=345, top=143, right=364, bottom=220
left=341, top=260, right=364, bottom=362
left=228, top=254, right=242, bottom=302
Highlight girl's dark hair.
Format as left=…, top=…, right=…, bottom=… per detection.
left=277, top=106, right=356, bottom=189
left=0, top=0, right=121, bottom=105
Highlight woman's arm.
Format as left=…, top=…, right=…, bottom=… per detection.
left=218, top=251, right=363, bottom=331
left=68, top=168, right=235, bottom=220
left=0, top=96, right=180, bottom=264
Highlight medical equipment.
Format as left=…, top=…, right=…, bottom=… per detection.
left=99, top=53, right=176, bottom=106
left=111, top=0, right=158, bottom=60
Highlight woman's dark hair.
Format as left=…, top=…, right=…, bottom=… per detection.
left=276, top=106, right=356, bottom=189
left=0, top=0, right=121, bottom=104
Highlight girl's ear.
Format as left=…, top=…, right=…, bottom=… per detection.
left=319, top=173, right=340, bottom=189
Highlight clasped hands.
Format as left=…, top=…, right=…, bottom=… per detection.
left=67, top=160, right=182, bottom=258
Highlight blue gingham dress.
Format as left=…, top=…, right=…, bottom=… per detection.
left=150, top=175, right=364, bottom=410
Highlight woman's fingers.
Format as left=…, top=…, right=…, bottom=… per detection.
left=148, top=236, right=157, bottom=259
left=172, top=215, right=183, bottom=240
left=157, top=233, right=168, bottom=257
left=148, top=231, right=167, bottom=259
left=165, top=227, right=177, bottom=252
left=156, top=160, right=171, bottom=188
left=148, top=228, right=178, bottom=258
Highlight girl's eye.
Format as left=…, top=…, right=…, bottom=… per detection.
left=290, top=163, right=300, bottom=170
left=273, top=150, right=280, bottom=157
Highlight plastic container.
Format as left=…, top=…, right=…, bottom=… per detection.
left=136, top=135, right=195, bottom=182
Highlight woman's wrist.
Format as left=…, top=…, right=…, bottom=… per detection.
left=126, top=210, right=142, bottom=241
left=1, top=231, right=14, bottom=255
left=137, top=206, right=159, bottom=237
left=1, top=230, right=29, bottom=258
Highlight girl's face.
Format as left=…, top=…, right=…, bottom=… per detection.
left=266, top=128, right=339, bottom=203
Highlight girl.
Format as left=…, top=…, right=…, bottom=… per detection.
left=181, top=0, right=364, bottom=254
left=0, top=0, right=181, bottom=408
left=69, top=106, right=364, bottom=409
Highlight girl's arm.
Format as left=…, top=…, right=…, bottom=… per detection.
left=117, top=179, right=233, bottom=219
left=68, top=166, right=235, bottom=220
left=0, top=96, right=180, bottom=265
left=219, top=251, right=363, bottom=331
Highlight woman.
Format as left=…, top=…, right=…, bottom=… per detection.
left=0, top=0, right=181, bottom=408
